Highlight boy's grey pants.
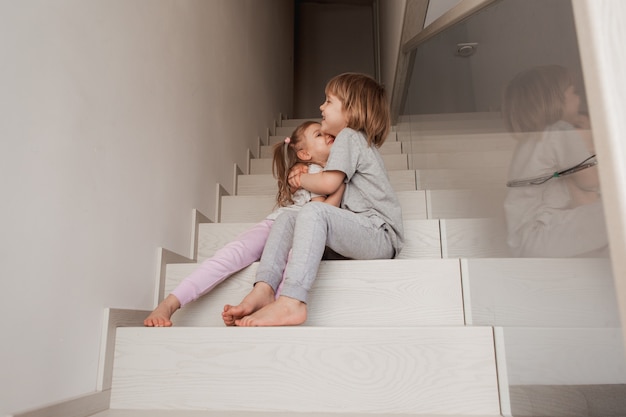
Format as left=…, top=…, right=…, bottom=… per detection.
left=255, top=202, right=394, bottom=303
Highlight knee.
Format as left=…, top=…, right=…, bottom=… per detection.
left=298, top=201, right=327, bottom=220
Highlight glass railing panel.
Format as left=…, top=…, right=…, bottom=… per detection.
left=398, top=0, right=624, bottom=415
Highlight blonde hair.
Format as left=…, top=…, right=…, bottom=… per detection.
left=272, top=121, right=320, bottom=207
left=325, top=72, right=390, bottom=147
left=502, top=65, right=575, bottom=135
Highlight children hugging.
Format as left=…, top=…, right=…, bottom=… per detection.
left=145, top=72, right=403, bottom=328
left=144, top=120, right=340, bottom=327
left=222, top=72, right=404, bottom=327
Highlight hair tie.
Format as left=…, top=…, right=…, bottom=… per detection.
left=283, top=138, right=291, bottom=165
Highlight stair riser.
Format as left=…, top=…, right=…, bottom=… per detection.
left=166, top=259, right=465, bottom=327
left=110, top=327, right=501, bottom=414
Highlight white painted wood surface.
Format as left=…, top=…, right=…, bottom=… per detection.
left=250, top=153, right=408, bottom=174
left=196, top=219, right=441, bottom=262
left=410, top=149, right=512, bottom=169
left=110, top=326, right=500, bottom=414
left=237, top=170, right=419, bottom=195
left=415, top=167, right=508, bottom=189
left=462, top=258, right=619, bottom=327
left=93, top=411, right=501, bottom=417
left=259, top=137, right=402, bottom=154
left=218, top=192, right=428, bottom=223
left=441, top=218, right=510, bottom=258
left=497, top=327, right=626, bottom=385
left=427, top=188, right=506, bottom=219
left=165, top=259, right=464, bottom=327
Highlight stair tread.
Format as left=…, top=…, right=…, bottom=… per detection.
left=97, top=411, right=501, bottom=417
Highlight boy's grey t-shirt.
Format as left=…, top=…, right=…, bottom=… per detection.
left=324, top=127, right=404, bottom=254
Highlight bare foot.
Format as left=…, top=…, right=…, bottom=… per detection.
left=222, top=282, right=275, bottom=326
left=236, top=296, right=307, bottom=327
left=144, top=294, right=181, bottom=327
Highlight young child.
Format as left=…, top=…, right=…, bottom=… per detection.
left=502, top=65, right=608, bottom=258
left=144, top=121, right=341, bottom=326
left=222, top=72, right=404, bottom=327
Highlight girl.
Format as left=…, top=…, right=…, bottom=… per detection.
left=144, top=121, right=341, bottom=326
left=223, top=72, right=404, bottom=327
left=502, top=65, right=608, bottom=258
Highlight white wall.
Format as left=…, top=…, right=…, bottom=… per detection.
left=0, top=0, right=293, bottom=414
left=378, top=0, right=406, bottom=97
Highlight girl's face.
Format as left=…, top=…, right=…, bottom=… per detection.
left=563, top=84, right=581, bottom=123
left=320, top=93, right=348, bottom=136
left=297, top=123, right=334, bottom=166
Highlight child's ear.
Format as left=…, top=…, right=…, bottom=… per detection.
left=296, top=149, right=312, bottom=161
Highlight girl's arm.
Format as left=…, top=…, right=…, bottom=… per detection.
left=300, top=170, right=345, bottom=196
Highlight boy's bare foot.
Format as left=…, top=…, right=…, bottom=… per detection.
left=235, top=296, right=307, bottom=327
left=222, top=282, right=275, bottom=326
left=144, top=294, right=181, bottom=327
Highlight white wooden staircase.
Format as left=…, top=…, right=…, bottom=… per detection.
left=91, top=113, right=624, bottom=417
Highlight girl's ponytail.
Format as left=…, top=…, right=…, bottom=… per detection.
left=272, top=121, right=319, bottom=207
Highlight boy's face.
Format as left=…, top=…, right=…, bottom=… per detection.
left=320, top=93, right=348, bottom=137
left=297, top=123, right=334, bottom=165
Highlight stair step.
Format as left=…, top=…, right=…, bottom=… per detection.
left=442, top=218, right=510, bottom=258
left=94, top=411, right=501, bottom=417
left=280, top=117, right=322, bottom=127
left=236, top=163, right=507, bottom=194
left=271, top=129, right=398, bottom=142
left=110, top=326, right=500, bottom=414
left=463, top=258, right=618, bottom=327
left=237, top=170, right=419, bottom=194
left=404, top=135, right=515, bottom=153
left=399, top=111, right=502, bottom=122
left=219, top=190, right=427, bottom=223
left=220, top=190, right=507, bottom=223
left=409, top=149, right=512, bottom=169
left=261, top=140, right=403, bottom=158
left=416, top=167, right=508, bottom=189
left=426, top=188, right=506, bottom=219
left=234, top=177, right=506, bottom=218
left=250, top=153, right=409, bottom=174
left=165, top=258, right=464, bottom=327
left=197, top=219, right=442, bottom=262
left=508, top=383, right=626, bottom=417
left=497, top=327, right=626, bottom=385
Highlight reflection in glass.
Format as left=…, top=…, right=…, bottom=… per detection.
left=397, top=0, right=624, bottom=415
left=502, top=65, right=608, bottom=258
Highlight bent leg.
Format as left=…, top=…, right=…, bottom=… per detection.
left=281, top=202, right=394, bottom=303
left=172, top=219, right=274, bottom=306
left=223, top=212, right=297, bottom=325
left=237, top=203, right=395, bottom=327
left=145, top=220, right=273, bottom=327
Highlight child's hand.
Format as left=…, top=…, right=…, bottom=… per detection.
left=288, top=163, right=308, bottom=192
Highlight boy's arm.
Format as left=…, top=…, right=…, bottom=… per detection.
left=309, top=182, right=345, bottom=206
left=321, top=182, right=345, bottom=207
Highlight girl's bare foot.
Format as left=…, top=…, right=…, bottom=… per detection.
left=144, top=294, right=181, bottom=327
left=222, top=282, right=275, bottom=326
left=236, top=296, right=307, bottom=327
